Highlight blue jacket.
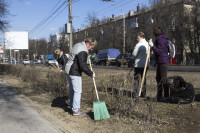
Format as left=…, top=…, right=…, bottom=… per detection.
left=152, top=34, right=169, bottom=64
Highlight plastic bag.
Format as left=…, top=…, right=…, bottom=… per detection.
left=167, top=76, right=195, bottom=104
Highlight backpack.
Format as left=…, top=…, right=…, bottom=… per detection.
left=167, top=40, right=175, bottom=58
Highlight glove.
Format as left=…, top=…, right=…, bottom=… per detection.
left=92, top=72, right=95, bottom=78
left=148, top=39, right=153, bottom=47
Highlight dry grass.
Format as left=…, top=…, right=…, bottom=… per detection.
left=1, top=64, right=200, bottom=132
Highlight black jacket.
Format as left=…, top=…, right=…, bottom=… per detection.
left=65, top=42, right=93, bottom=76
left=69, top=51, right=92, bottom=76
left=57, top=54, right=68, bottom=70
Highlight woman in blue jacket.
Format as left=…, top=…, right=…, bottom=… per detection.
left=149, top=27, right=169, bottom=101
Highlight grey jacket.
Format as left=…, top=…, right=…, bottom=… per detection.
left=65, top=42, right=93, bottom=76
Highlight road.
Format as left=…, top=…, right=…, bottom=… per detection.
left=93, top=65, right=200, bottom=72
left=0, top=80, right=61, bottom=133
left=4, top=62, right=200, bottom=72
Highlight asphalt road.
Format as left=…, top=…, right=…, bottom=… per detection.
left=4, top=62, right=200, bottom=72
left=93, top=65, right=200, bottom=72
left=0, top=81, right=61, bottom=133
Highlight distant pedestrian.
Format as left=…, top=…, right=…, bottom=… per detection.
left=55, top=49, right=68, bottom=71
left=148, top=27, right=169, bottom=101
left=65, top=38, right=97, bottom=116
left=132, top=32, right=150, bottom=98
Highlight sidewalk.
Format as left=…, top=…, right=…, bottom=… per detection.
left=149, top=65, right=200, bottom=72
left=0, top=81, right=61, bottom=133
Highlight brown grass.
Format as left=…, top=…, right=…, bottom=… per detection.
left=1, top=64, right=200, bottom=132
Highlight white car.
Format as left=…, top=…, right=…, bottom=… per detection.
left=37, top=59, right=41, bottom=64
left=23, top=59, right=30, bottom=64
left=46, top=58, right=57, bottom=66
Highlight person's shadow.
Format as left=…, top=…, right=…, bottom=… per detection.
left=51, top=96, right=72, bottom=114
left=51, top=96, right=95, bottom=119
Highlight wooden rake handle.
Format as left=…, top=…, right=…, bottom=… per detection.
left=88, top=56, right=100, bottom=100
left=138, top=46, right=151, bottom=97
left=51, top=63, right=60, bottom=70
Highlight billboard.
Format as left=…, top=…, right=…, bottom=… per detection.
left=4, top=31, right=28, bottom=49
left=0, top=45, right=3, bottom=54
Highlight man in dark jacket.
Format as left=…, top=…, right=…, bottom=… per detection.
left=149, top=27, right=169, bottom=101
left=65, top=38, right=97, bottom=116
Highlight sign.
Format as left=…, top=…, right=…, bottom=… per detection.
left=4, top=31, right=28, bottom=49
left=0, top=45, right=3, bottom=54
left=65, top=23, right=71, bottom=34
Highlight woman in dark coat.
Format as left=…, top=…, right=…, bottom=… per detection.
left=149, top=27, right=169, bottom=101
left=55, top=49, right=68, bottom=71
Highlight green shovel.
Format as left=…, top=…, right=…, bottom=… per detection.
left=88, top=57, right=110, bottom=120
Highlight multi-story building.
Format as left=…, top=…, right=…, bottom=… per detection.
left=74, top=0, right=200, bottom=65
left=51, top=33, right=69, bottom=46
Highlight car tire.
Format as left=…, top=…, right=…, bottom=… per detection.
left=117, top=62, right=121, bottom=67
left=103, top=61, right=106, bottom=66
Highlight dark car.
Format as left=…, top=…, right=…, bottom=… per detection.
left=116, top=53, right=134, bottom=67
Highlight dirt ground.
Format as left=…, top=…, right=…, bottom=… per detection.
left=1, top=67, right=200, bottom=133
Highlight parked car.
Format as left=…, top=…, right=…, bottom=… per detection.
left=37, top=59, right=41, bottom=64
left=33, top=59, right=39, bottom=64
left=23, top=59, right=30, bottom=65
left=94, top=48, right=120, bottom=66
left=45, top=58, right=57, bottom=66
left=116, top=53, right=134, bottom=67
left=8, top=59, right=17, bottom=63
left=3, top=58, right=9, bottom=62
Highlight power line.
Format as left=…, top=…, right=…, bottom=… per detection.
left=29, top=0, right=67, bottom=34
left=30, top=0, right=80, bottom=38
left=31, top=4, right=68, bottom=37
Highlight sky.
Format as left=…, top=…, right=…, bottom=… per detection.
left=6, top=0, right=150, bottom=40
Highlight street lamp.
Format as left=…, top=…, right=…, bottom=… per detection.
left=111, top=4, right=126, bottom=53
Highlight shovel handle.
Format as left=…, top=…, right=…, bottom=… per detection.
left=88, top=56, right=99, bottom=100
left=138, top=46, right=150, bottom=97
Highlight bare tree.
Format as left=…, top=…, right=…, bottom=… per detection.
left=58, top=27, right=69, bottom=54
left=0, top=0, right=9, bottom=31
left=84, top=12, right=99, bottom=27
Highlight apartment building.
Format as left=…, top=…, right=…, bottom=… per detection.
left=74, top=0, right=200, bottom=64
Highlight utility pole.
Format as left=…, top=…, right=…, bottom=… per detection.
left=122, top=14, right=125, bottom=53
left=34, top=43, right=37, bottom=59
left=68, top=0, right=73, bottom=53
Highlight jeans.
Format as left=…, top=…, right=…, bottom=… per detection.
left=67, top=74, right=82, bottom=112
left=133, top=67, right=148, bottom=97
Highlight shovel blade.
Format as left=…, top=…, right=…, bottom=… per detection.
left=93, top=101, right=110, bottom=120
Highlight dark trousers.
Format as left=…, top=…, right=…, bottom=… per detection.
left=156, top=63, right=169, bottom=99
left=133, top=67, right=148, bottom=97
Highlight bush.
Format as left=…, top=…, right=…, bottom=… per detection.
left=0, top=64, right=67, bottom=96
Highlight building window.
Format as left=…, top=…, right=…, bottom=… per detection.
left=130, top=18, right=139, bottom=28
left=150, top=14, right=154, bottom=24
left=100, top=28, right=104, bottom=35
